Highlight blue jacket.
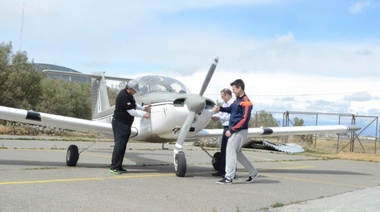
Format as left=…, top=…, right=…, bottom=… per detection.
left=220, top=94, right=252, bottom=134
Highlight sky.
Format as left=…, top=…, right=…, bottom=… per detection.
left=1, top=0, right=380, bottom=128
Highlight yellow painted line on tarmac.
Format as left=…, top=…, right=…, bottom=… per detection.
left=251, top=155, right=276, bottom=161
left=80, top=152, right=154, bottom=164
left=80, top=152, right=111, bottom=159
left=0, top=177, right=106, bottom=185
left=260, top=162, right=366, bottom=188
left=256, top=161, right=367, bottom=189
left=0, top=173, right=175, bottom=186
left=114, top=173, right=174, bottom=179
left=262, top=173, right=368, bottom=189
left=276, top=161, right=314, bottom=170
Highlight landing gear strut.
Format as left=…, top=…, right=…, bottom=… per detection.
left=199, top=144, right=221, bottom=171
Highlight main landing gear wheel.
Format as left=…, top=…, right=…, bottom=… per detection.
left=212, top=152, right=221, bottom=171
left=66, top=145, right=79, bottom=166
left=174, top=152, right=187, bottom=177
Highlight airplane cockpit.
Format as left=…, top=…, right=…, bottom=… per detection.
left=134, top=75, right=191, bottom=96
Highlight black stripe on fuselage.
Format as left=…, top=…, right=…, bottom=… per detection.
left=262, top=128, right=273, bottom=135
left=26, top=111, right=41, bottom=121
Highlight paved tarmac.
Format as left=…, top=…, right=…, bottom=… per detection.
left=0, top=135, right=379, bottom=212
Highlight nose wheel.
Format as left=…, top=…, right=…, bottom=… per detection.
left=174, top=152, right=187, bottom=177
left=172, top=57, right=218, bottom=177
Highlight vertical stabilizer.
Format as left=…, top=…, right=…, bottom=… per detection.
left=42, top=69, right=131, bottom=120
left=91, top=72, right=110, bottom=118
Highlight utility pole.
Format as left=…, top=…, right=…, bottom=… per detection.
left=19, top=3, right=25, bottom=51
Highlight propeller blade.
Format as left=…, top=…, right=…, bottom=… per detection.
left=172, top=56, right=219, bottom=177
left=175, top=111, right=196, bottom=146
left=173, top=111, right=196, bottom=177
left=173, top=95, right=205, bottom=151
left=199, top=57, right=219, bottom=96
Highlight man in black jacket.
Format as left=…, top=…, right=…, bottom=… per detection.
left=109, top=80, right=151, bottom=174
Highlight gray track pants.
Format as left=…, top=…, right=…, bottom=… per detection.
left=225, top=129, right=258, bottom=180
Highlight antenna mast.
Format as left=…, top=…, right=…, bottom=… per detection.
left=19, top=3, right=25, bottom=51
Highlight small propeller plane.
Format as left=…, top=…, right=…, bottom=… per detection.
left=0, top=58, right=361, bottom=177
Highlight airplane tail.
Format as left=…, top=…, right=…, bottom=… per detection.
left=42, top=70, right=131, bottom=119
left=91, top=72, right=111, bottom=118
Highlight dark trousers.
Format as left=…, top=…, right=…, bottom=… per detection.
left=110, top=118, right=131, bottom=170
left=219, top=126, right=229, bottom=173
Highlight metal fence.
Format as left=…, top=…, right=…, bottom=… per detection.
left=255, top=111, right=379, bottom=154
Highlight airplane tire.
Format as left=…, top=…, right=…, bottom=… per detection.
left=175, top=152, right=187, bottom=177
left=66, top=145, right=79, bottom=166
left=212, top=152, right=221, bottom=171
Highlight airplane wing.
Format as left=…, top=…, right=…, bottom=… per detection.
left=42, top=70, right=132, bottom=82
left=0, top=105, right=125, bottom=136
left=1, top=105, right=360, bottom=139
left=194, top=125, right=360, bottom=138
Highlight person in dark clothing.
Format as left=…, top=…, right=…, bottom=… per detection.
left=211, top=88, right=233, bottom=177
left=109, top=80, right=151, bottom=175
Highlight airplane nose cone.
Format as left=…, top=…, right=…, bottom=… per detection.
left=185, top=95, right=205, bottom=113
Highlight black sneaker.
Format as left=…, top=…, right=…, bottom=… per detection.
left=246, top=173, right=259, bottom=183
left=216, top=177, right=232, bottom=185
left=212, top=171, right=225, bottom=177
left=109, top=169, right=122, bottom=175
left=119, top=167, right=127, bottom=173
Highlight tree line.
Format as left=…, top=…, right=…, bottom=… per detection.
left=1, top=41, right=283, bottom=125
left=0, top=42, right=92, bottom=120
left=1, top=41, right=311, bottom=142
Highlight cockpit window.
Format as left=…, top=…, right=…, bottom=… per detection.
left=134, top=75, right=191, bottom=96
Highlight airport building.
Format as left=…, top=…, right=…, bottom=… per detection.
left=33, top=63, right=90, bottom=83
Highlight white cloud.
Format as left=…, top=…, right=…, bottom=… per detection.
left=174, top=69, right=380, bottom=116
left=349, top=0, right=376, bottom=14
left=344, top=91, right=375, bottom=101
left=1, top=0, right=380, bottom=116
left=276, top=32, right=296, bottom=43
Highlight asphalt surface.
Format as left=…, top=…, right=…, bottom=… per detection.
left=0, top=135, right=379, bottom=212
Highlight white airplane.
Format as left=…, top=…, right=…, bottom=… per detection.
left=0, top=58, right=361, bottom=177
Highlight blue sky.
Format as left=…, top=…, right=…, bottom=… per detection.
left=1, top=0, right=380, bottom=121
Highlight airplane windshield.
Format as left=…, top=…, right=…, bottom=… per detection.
left=134, top=75, right=191, bottom=96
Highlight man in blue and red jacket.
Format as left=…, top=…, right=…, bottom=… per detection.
left=213, top=79, right=259, bottom=185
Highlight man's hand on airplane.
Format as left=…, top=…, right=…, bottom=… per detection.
left=213, top=105, right=220, bottom=113
left=143, top=112, right=150, bottom=119
left=144, top=104, right=151, bottom=112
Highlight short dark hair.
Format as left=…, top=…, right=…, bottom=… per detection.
left=220, top=88, right=232, bottom=96
left=230, top=79, right=245, bottom=90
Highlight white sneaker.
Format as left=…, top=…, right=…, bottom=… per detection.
left=216, top=177, right=233, bottom=185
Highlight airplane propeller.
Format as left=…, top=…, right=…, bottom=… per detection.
left=173, top=57, right=219, bottom=177
left=199, top=57, right=219, bottom=96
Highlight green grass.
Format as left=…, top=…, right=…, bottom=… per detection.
left=271, top=202, right=285, bottom=208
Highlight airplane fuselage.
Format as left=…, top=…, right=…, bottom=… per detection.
left=92, top=92, right=215, bottom=142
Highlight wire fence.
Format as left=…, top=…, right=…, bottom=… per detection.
left=255, top=111, right=379, bottom=154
